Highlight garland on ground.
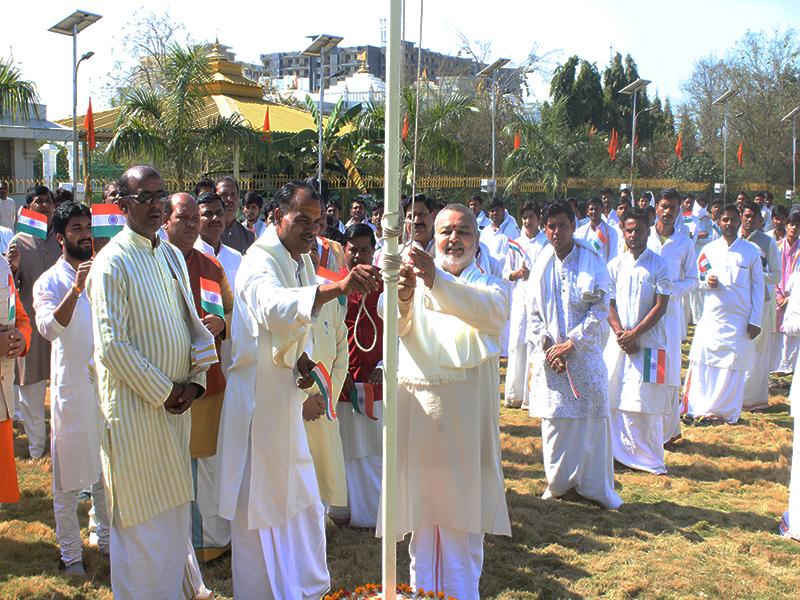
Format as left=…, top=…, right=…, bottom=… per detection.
left=324, top=583, right=456, bottom=599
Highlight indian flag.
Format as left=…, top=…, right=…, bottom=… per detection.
left=92, top=204, right=125, bottom=238
left=591, top=228, right=607, bottom=253
left=310, top=362, right=336, bottom=421
left=642, top=347, right=667, bottom=384
left=508, top=238, right=525, bottom=260
left=698, top=253, right=711, bottom=281
left=17, top=208, right=48, bottom=239
left=712, top=222, right=721, bottom=236
left=199, top=277, right=224, bottom=318
left=349, top=382, right=380, bottom=421
left=682, top=211, right=693, bottom=225
left=7, top=274, right=15, bottom=323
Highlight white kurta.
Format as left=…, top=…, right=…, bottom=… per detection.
left=33, top=258, right=102, bottom=492
left=480, top=211, right=521, bottom=263
left=685, top=238, right=764, bottom=422
left=380, top=261, right=511, bottom=541
left=574, top=221, right=618, bottom=263
left=779, top=272, right=800, bottom=539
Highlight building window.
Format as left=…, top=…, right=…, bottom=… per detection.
left=0, top=140, right=11, bottom=179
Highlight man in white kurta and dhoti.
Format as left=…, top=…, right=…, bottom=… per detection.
left=33, top=202, right=109, bottom=575
left=215, top=181, right=381, bottom=599
left=528, top=201, right=623, bottom=509
left=684, top=204, right=764, bottom=424
left=647, top=188, right=698, bottom=445
left=740, top=202, right=781, bottom=411
left=388, top=203, right=511, bottom=600
left=503, top=201, right=548, bottom=408
left=778, top=271, right=800, bottom=539
left=88, top=167, right=216, bottom=600
left=605, top=208, right=672, bottom=475
left=772, top=212, right=800, bottom=376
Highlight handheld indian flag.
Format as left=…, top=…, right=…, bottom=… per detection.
left=682, top=211, right=693, bottom=225
left=17, top=208, right=48, bottom=239
left=310, top=362, right=336, bottom=421
left=698, top=253, right=711, bottom=280
left=350, top=382, right=380, bottom=420
left=316, top=266, right=348, bottom=306
left=508, top=238, right=526, bottom=261
left=7, top=274, right=15, bottom=323
left=591, top=228, right=608, bottom=252
left=199, top=277, right=224, bottom=318
left=92, top=204, right=126, bottom=238
left=642, top=347, right=667, bottom=384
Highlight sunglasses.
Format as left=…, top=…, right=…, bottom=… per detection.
left=123, top=191, right=168, bottom=205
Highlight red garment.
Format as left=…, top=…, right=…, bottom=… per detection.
left=0, top=419, right=19, bottom=503
left=346, top=284, right=383, bottom=383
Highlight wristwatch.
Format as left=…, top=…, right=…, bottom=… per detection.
left=72, top=284, right=83, bottom=297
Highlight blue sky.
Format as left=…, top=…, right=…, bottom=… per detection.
left=3, top=0, right=798, bottom=120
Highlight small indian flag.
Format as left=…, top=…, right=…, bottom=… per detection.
left=350, top=382, right=380, bottom=421
left=7, top=274, right=15, bottom=323
left=310, top=362, right=336, bottom=421
left=698, top=253, right=711, bottom=280
left=199, top=277, right=224, bottom=318
left=92, top=204, right=126, bottom=238
left=17, top=208, right=48, bottom=239
left=682, top=211, right=693, bottom=225
left=508, top=238, right=525, bottom=259
left=642, top=347, right=667, bottom=384
left=712, top=222, right=721, bottom=236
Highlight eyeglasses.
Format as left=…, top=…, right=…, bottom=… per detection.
left=123, top=191, right=168, bottom=205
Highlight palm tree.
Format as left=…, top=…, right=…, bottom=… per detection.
left=107, top=43, right=259, bottom=181
left=0, top=58, right=39, bottom=120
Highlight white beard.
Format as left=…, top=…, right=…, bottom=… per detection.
left=439, top=247, right=477, bottom=275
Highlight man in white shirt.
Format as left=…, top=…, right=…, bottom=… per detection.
left=326, top=199, right=347, bottom=234
left=0, top=181, right=16, bottom=231
left=33, top=201, right=108, bottom=575
left=480, top=198, right=521, bottom=263
left=527, top=201, right=622, bottom=509
left=605, top=208, right=672, bottom=474
left=345, top=196, right=377, bottom=233
left=683, top=204, right=763, bottom=424
left=575, top=197, right=619, bottom=263
left=469, top=193, right=491, bottom=230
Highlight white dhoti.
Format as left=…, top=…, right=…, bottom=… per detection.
left=230, top=448, right=329, bottom=600
left=17, top=380, right=47, bottom=457
left=662, top=387, right=682, bottom=445
left=504, top=343, right=528, bottom=408
left=409, top=525, right=484, bottom=600
left=336, top=401, right=382, bottom=529
left=780, top=416, right=800, bottom=540
left=743, top=302, right=774, bottom=411
left=191, top=456, right=231, bottom=562
left=771, top=332, right=799, bottom=374
left=689, top=287, right=704, bottom=323
left=611, top=409, right=666, bottom=475
left=54, top=477, right=109, bottom=565
left=110, top=502, right=210, bottom=600
left=684, top=362, right=745, bottom=423
left=540, top=417, right=623, bottom=509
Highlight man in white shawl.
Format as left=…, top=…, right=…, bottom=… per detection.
left=574, top=196, right=619, bottom=263
left=778, top=271, right=800, bottom=539
left=480, top=197, right=521, bottom=263
left=683, top=204, right=763, bottom=424
left=214, top=181, right=380, bottom=599
left=604, top=208, right=672, bottom=475
left=388, top=203, right=511, bottom=600
left=527, top=201, right=623, bottom=509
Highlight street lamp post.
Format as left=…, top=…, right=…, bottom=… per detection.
left=49, top=10, right=102, bottom=193
left=303, top=34, right=343, bottom=188
left=781, top=106, right=800, bottom=199
left=712, top=89, right=738, bottom=199
left=477, top=58, right=510, bottom=198
left=618, top=78, right=651, bottom=193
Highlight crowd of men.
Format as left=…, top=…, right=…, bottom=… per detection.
left=0, top=170, right=799, bottom=599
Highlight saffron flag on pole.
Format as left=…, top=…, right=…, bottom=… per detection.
left=84, top=98, right=95, bottom=150
left=737, top=141, right=744, bottom=166
left=310, top=362, right=336, bottom=421
left=642, top=347, right=667, bottom=384
left=17, top=208, right=48, bottom=239
left=261, top=107, right=271, bottom=141
left=199, top=277, right=225, bottom=318
left=350, top=382, right=380, bottom=420
left=7, top=274, right=15, bottom=323
left=513, top=130, right=521, bottom=151
left=401, top=112, right=410, bottom=141
left=91, top=203, right=125, bottom=238
left=675, top=132, right=683, bottom=160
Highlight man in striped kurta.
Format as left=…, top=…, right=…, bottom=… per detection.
left=88, top=166, right=216, bottom=600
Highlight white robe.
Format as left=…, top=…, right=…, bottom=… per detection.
left=575, top=221, right=618, bottom=263
left=379, top=260, right=511, bottom=541
left=480, top=211, right=521, bottom=263
left=685, top=238, right=764, bottom=421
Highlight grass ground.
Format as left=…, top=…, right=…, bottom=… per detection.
left=2, top=337, right=799, bottom=599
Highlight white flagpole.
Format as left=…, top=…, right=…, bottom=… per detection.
left=381, top=0, right=402, bottom=595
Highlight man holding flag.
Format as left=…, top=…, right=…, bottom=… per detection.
left=10, top=185, right=60, bottom=458
left=605, top=208, right=672, bottom=475
left=683, top=204, right=763, bottom=424
left=575, top=196, right=618, bottom=263
left=214, top=180, right=379, bottom=599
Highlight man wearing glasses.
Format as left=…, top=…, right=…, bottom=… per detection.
left=88, top=165, right=216, bottom=599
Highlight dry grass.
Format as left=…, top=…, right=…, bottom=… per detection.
left=3, top=340, right=800, bottom=599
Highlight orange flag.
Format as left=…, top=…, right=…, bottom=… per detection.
left=84, top=98, right=95, bottom=150
left=261, top=107, right=271, bottom=141
left=608, top=128, right=619, bottom=161
left=737, top=141, right=744, bottom=166
left=513, top=130, right=521, bottom=151
left=401, top=112, right=409, bottom=141
left=675, top=133, right=683, bottom=161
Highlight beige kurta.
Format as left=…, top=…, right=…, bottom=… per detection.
left=378, top=261, right=511, bottom=541
left=12, top=230, right=60, bottom=385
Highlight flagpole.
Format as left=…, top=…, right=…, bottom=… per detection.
left=381, top=0, right=402, bottom=595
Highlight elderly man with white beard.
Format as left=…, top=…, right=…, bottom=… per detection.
left=385, top=203, right=511, bottom=600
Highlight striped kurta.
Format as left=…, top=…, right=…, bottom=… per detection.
left=88, top=226, right=212, bottom=528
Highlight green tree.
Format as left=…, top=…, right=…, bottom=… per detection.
left=0, top=58, right=39, bottom=120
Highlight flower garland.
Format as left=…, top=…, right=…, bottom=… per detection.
left=324, top=584, right=456, bottom=599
